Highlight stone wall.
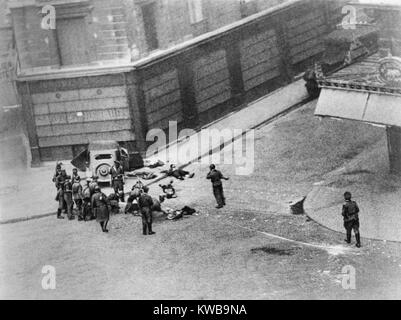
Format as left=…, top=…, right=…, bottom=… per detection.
left=17, top=0, right=350, bottom=164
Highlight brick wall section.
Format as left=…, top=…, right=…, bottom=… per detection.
left=0, top=0, right=18, bottom=107
left=11, top=6, right=58, bottom=70
left=8, top=0, right=322, bottom=69
left=193, top=49, right=231, bottom=114
left=11, top=0, right=131, bottom=71
left=282, top=0, right=349, bottom=72
left=90, top=0, right=130, bottom=61
left=23, top=74, right=135, bottom=161
left=203, top=0, right=241, bottom=31
left=239, top=29, right=281, bottom=91
left=156, top=0, right=193, bottom=50
left=17, top=0, right=350, bottom=163
left=143, top=67, right=183, bottom=130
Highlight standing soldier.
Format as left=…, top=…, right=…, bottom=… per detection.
left=138, top=186, right=155, bottom=235
left=110, top=161, right=125, bottom=202
left=342, top=191, right=361, bottom=248
left=89, top=176, right=99, bottom=219
left=91, top=185, right=111, bottom=233
left=55, top=184, right=65, bottom=219
left=89, top=176, right=99, bottom=197
left=55, top=169, right=69, bottom=218
left=56, top=168, right=68, bottom=190
left=72, top=176, right=83, bottom=220
left=72, top=168, right=81, bottom=183
left=64, top=177, right=74, bottom=220
left=206, top=164, right=229, bottom=209
left=82, top=178, right=93, bottom=221
left=53, top=162, right=63, bottom=189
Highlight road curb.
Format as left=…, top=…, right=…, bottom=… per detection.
left=0, top=95, right=311, bottom=225
left=305, top=210, right=401, bottom=244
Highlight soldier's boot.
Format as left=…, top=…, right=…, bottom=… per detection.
left=83, top=205, right=89, bottom=221
left=344, top=231, right=351, bottom=244
left=142, top=224, right=147, bottom=235
left=120, top=193, right=125, bottom=203
left=68, top=208, right=75, bottom=220
left=103, top=221, right=109, bottom=233
left=57, top=209, right=64, bottom=219
left=148, top=224, right=155, bottom=235
left=355, top=233, right=361, bottom=248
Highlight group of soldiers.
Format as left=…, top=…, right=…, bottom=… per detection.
left=53, top=161, right=120, bottom=232
left=52, top=160, right=230, bottom=236
left=53, top=160, right=361, bottom=246
left=53, top=163, right=96, bottom=221
left=52, top=161, right=157, bottom=234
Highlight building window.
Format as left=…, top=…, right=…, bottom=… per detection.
left=56, top=17, right=90, bottom=66
left=141, top=2, right=159, bottom=51
left=51, top=2, right=94, bottom=67
left=188, top=0, right=203, bottom=24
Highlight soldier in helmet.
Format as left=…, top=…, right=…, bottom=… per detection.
left=109, top=161, right=125, bottom=202
left=342, top=191, right=361, bottom=248
left=56, top=169, right=69, bottom=190
left=72, top=176, right=83, bottom=220
left=64, top=177, right=74, bottom=220
left=52, top=162, right=63, bottom=189
left=55, top=169, right=70, bottom=219
left=55, top=184, right=65, bottom=219
left=72, top=168, right=81, bottom=184
left=82, top=178, right=93, bottom=221
left=206, top=164, right=229, bottom=209
left=91, top=185, right=111, bottom=232
left=138, top=186, right=155, bottom=235
left=89, top=176, right=99, bottom=219
left=89, top=176, right=99, bottom=196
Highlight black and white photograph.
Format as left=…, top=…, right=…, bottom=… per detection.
left=0, top=0, right=401, bottom=302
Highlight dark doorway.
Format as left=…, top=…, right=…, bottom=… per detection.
left=141, top=2, right=159, bottom=51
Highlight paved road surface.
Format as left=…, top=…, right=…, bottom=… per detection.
left=1, top=101, right=401, bottom=299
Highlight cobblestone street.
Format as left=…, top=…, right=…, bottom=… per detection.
left=1, top=101, right=401, bottom=299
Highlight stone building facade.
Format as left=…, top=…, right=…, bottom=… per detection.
left=0, top=0, right=17, bottom=108
left=1, top=0, right=349, bottom=165
left=5, top=0, right=288, bottom=72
